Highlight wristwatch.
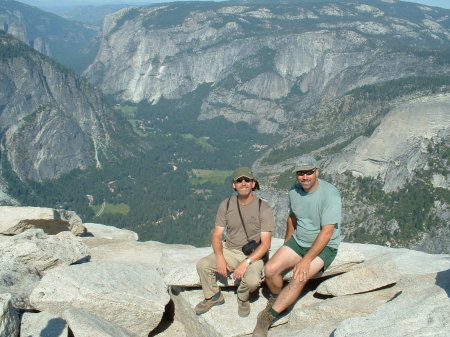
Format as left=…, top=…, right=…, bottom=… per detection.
left=245, top=257, right=252, bottom=264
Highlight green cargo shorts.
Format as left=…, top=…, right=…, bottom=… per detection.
left=285, top=236, right=337, bottom=271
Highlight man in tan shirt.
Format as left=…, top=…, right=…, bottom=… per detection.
left=196, top=167, right=275, bottom=317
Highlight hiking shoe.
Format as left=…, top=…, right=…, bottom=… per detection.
left=195, top=293, right=225, bottom=315
left=237, top=298, right=250, bottom=317
left=252, top=309, right=276, bottom=337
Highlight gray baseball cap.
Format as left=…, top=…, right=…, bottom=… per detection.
left=292, top=155, right=318, bottom=172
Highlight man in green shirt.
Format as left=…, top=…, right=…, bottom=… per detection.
left=253, top=156, right=341, bottom=337
left=196, top=167, right=275, bottom=317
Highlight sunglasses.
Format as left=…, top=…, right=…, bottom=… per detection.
left=234, top=177, right=253, bottom=183
left=296, top=168, right=316, bottom=176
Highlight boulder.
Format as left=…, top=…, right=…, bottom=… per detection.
left=316, top=260, right=401, bottom=296
left=29, top=261, right=170, bottom=337
left=0, top=206, right=86, bottom=236
left=278, top=285, right=401, bottom=336
left=169, top=287, right=288, bottom=337
left=0, top=229, right=90, bottom=274
left=333, top=273, right=450, bottom=337
left=20, top=311, right=68, bottom=337
left=0, top=261, right=41, bottom=309
left=0, top=293, right=19, bottom=337
left=350, top=243, right=450, bottom=276
left=63, top=308, right=137, bottom=337
left=82, top=238, right=166, bottom=264
left=320, top=242, right=366, bottom=277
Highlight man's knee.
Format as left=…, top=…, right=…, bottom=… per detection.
left=264, top=260, right=277, bottom=279
left=196, top=256, right=211, bottom=273
left=243, top=272, right=262, bottom=290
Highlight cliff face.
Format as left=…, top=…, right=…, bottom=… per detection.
left=84, top=0, right=450, bottom=134
left=0, top=32, right=137, bottom=182
left=324, top=95, right=450, bottom=192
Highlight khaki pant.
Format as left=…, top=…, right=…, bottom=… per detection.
left=196, top=243, right=264, bottom=301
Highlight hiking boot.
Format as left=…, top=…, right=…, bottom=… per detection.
left=237, top=297, right=250, bottom=317
left=195, top=293, right=225, bottom=315
left=252, top=308, right=276, bottom=337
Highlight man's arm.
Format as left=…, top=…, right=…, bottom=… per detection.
left=232, top=231, right=272, bottom=280
left=293, top=224, right=335, bottom=281
left=211, top=225, right=229, bottom=277
left=284, top=214, right=297, bottom=242
left=249, top=231, right=272, bottom=261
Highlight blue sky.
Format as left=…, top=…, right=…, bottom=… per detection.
left=17, top=0, right=450, bottom=11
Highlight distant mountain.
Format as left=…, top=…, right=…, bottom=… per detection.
left=0, top=0, right=100, bottom=73
left=0, top=31, right=142, bottom=185
left=56, top=4, right=129, bottom=25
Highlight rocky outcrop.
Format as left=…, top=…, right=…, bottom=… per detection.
left=316, top=261, right=401, bottom=296
left=30, top=261, right=169, bottom=337
left=0, top=229, right=89, bottom=309
left=324, top=94, right=450, bottom=192
left=0, top=207, right=448, bottom=337
left=332, top=272, right=450, bottom=337
left=0, top=206, right=86, bottom=235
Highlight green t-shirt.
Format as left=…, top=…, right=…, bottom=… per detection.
left=216, top=195, right=275, bottom=250
left=288, top=179, right=341, bottom=249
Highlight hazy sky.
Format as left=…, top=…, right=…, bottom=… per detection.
left=17, top=0, right=450, bottom=11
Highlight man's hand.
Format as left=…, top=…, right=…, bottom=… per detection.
left=232, top=260, right=249, bottom=280
left=292, top=259, right=311, bottom=282
left=216, top=255, right=231, bottom=277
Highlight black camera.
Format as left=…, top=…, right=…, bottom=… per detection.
left=242, top=240, right=259, bottom=255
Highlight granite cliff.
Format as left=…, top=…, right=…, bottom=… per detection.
left=0, top=31, right=139, bottom=183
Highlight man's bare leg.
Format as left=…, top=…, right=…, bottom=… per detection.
left=264, top=245, right=301, bottom=296
left=271, top=256, right=324, bottom=313
left=253, top=246, right=325, bottom=337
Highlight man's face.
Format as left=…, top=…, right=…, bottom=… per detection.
left=232, top=176, right=255, bottom=197
left=296, top=168, right=319, bottom=192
